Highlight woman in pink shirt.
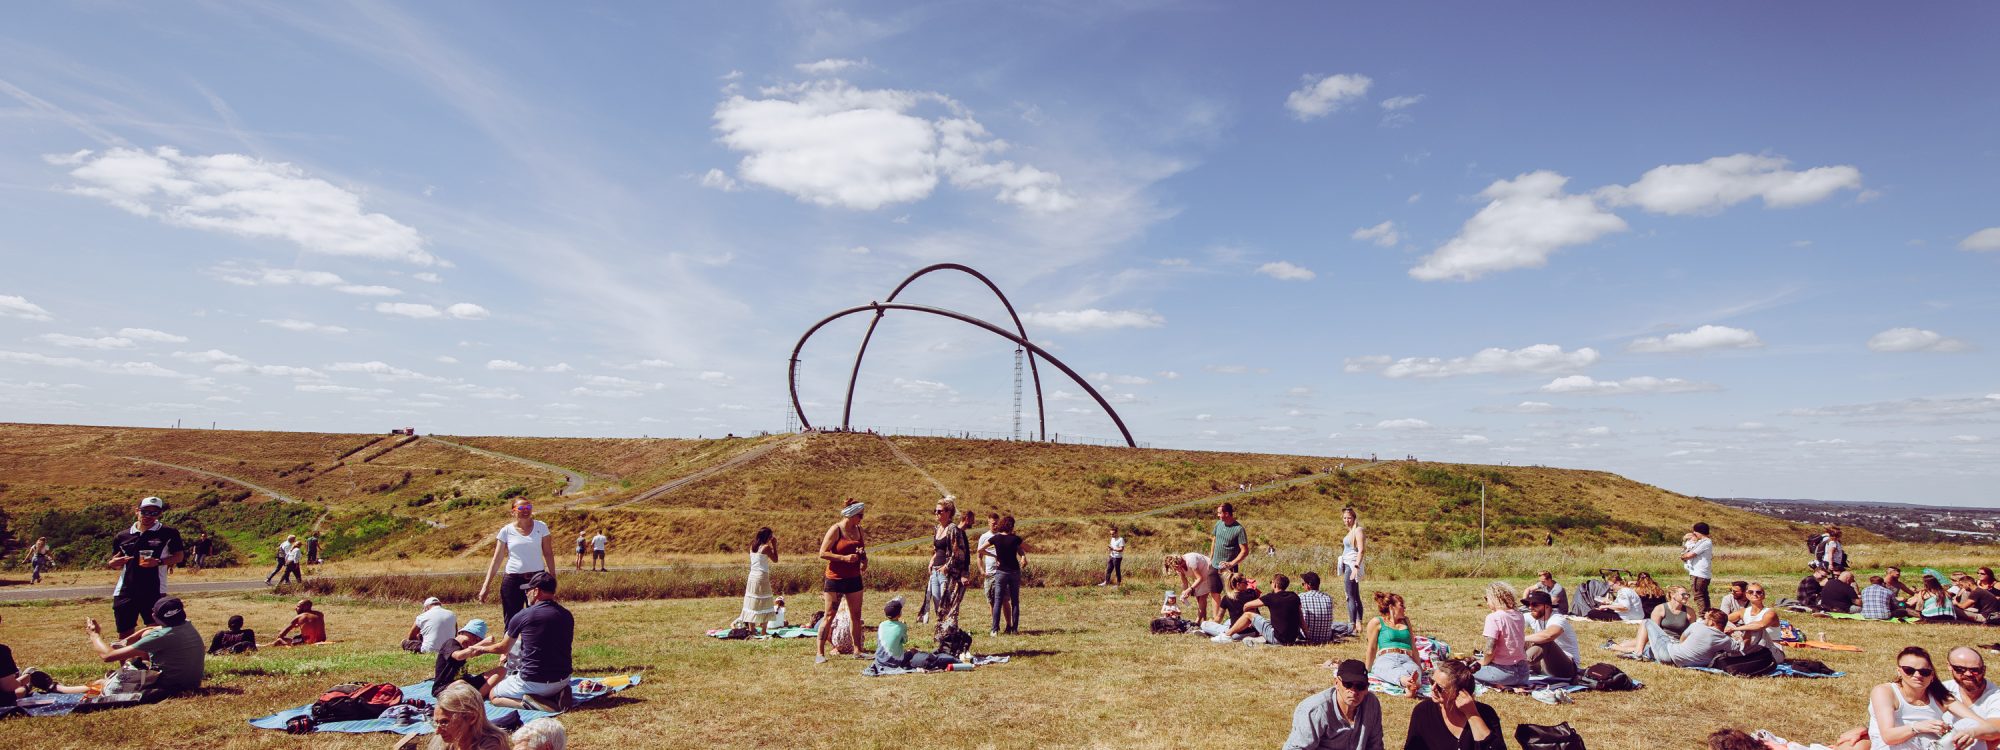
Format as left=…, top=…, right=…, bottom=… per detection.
left=1472, top=581, right=1530, bottom=687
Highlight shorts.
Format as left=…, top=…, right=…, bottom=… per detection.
left=823, top=576, right=863, bottom=594
left=1190, top=570, right=1222, bottom=597
left=491, top=673, right=569, bottom=704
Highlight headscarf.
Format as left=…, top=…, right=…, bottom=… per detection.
left=841, top=502, right=866, bottom=518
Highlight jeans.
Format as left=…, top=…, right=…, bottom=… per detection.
left=1104, top=556, right=1123, bottom=584
left=987, top=570, right=1020, bottom=634
left=1199, top=620, right=1239, bottom=639
left=924, top=569, right=961, bottom=626
left=1473, top=661, right=1530, bottom=686
left=1527, top=643, right=1577, bottom=680
left=1370, top=651, right=1419, bottom=685
left=266, top=557, right=287, bottom=583
left=1639, top=619, right=1678, bottom=665
left=1690, top=576, right=1711, bottom=614
left=1340, top=563, right=1363, bottom=625
left=279, top=561, right=302, bottom=585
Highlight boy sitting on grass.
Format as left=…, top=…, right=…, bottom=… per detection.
left=874, top=596, right=958, bottom=671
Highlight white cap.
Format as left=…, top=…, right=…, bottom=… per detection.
left=138, top=496, right=165, bottom=510
left=422, top=596, right=441, bottom=608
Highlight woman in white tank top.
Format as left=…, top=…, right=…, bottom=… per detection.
left=1852, top=646, right=1980, bottom=750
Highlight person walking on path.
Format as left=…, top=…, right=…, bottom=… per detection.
left=1100, top=526, right=1126, bottom=586
left=264, top=535, right=293, bottom=585
left=1212, top=503, right=1248, bottom=574
left=107, top=497, right=185, bottom=637
left=590, top=531, right=608, bottom=572
left=816, top=500, right=868, bottom=663
left=740, top=528, right=779, bottom=635
left=27, top=537, right=51, bottom=584
left=476, top=498, right=556, bottom=627
left=1683, top=522, right=1714, bottom=613
left=1339, top=506, right=1367, bottom=630
left=277, top=535, right=304, bottom=585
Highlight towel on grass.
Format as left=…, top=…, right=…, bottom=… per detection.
left=1822, top=612, right=1915, bottom=624
left=861, top=654, right=1009, bottom=677
left=1791, top=640, right=1863, bottom=652
left=706, top=626, right=817, bottom=640
left=247, top=674, right=641, bottom=735
left=1682, top=664, right=1845, bottom=679
left=13, top=694, right=87, bottom=718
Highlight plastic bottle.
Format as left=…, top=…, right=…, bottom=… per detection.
left=948, top=662, right=975, bottom=671
left=775, top=605, right=787, bottom=628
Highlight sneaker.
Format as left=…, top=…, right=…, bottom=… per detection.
left=990, top=631, right=1000, bottom=637
left=1210, top=634, right=1236, bottom=643
left=815, top=655, right=828, bottom=664
left=1531, top=688, right=1573, bottom=705
left=1096, top=582, right=1108, bottom=587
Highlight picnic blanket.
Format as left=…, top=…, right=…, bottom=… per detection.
left=1822, top=612, right=1914, bottom=624
left=706, top=626, right=817, bottom=640
left=248, top=674, right=641, bottom=735
left=13, top=693, right=89, bottom=718
left=1682, top=663, right=1845, bottom=679
left=862, top=654, right=1009, bottom=677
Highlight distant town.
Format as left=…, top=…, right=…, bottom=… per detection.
left=1709, top=497, right=2000, bottom=544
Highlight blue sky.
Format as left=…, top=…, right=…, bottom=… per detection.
left=3, top=2, right=1998, bottom=505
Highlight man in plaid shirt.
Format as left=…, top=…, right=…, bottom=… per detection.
left=1860, top=574, right=1899, bottom=620
left=1298, top=571, right=1336, bottom=643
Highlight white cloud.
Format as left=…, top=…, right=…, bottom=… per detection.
left=374, top=302, right=441, bottom=319
left=173, top=349, right=246, bottom=365
left=1256, top=261, right=1316, bottom=281
left=336, top=284, right=402, bottom=297
left=116, top=328, right=186, bottom=343
left=1867, top=327, right=1970, bottom=353
left=1344, top=344, right=1599, bottom=379
left=215, top=363, right=323, bottom=378
left=569, top=386, right=642, bottom=399
left=1539, top=375, right=1721, bottom=395
left=296, top=383, right=388, bottom=395
left=435, top=356, right=458, bottom=364
left=1410, top=171, right=1627, bottom=281
left=1351, top=220, right=1400, bottom=247
left=697, top=370, right=733, bottom=384
left=1474, top=401, right=1565, bottom=414
left=34, top=333, right=134, bottom=350
left=1380, top=94, right=1426, bottom=111
left=55, top=147, right=437, bottom=265
left=486, top=359, right=529, bottom=372
left=1950, top=435, right=1983, bottom=444
left=1960, top=228, right=2000, bottom=252
left=0, top=295, right=53, bottom=321
left=796, top=58, right=866, bottom=75
left=1157, top=370, right=1180, bottom=380
left=698, top=168, right=740, bottom=192
left=1091, top=372, right=1152, bottom=386
left=412, top=272, right=443, bottom=283
left=581, top=375, right=648, bottom=388
left=445, top=303, right=490, bottom=320
left=211, top=264, right=346, bottom=288
left=1020, top=309, right=1164, bottom=333
left=1452, top=434, right=1490, bottom=445
left=545, top=362, right=574, bottom=373
left=1628, top=325, right=1765, bottom=353
left=893, top=377, right=955, bottom=396
left=260, top=319, right=348, bottom=335
left=713, top=80, right=1073, bottom=211
left=0, top=350, right=190, bottom=379
left=329, top=361, right=447, bottom=383
left=1581, top=426, right=1613, bottom=436
left=635, top=359, right=675, bottom=369
left=1375, top=418, right=1432, bottom=430
left=1285, top=73, right=1372, bottom=120
left=1597, top=153, right=1863, bottom=215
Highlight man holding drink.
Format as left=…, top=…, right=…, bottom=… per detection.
left=106, top=496, right=185, bottom=638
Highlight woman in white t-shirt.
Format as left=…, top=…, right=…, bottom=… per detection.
left=476, top=498, right=556, bottom=626
left=1101, top=527, right=1126, bottom=586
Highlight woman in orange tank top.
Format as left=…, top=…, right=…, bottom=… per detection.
left=816, top=499, right=868, bottom=663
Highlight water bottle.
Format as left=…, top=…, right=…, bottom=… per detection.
left=775, top=605, right=787, bottom=627
left=948, top=662, right=975, bottom=671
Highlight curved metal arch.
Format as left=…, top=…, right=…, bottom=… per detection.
left=839, top=263, right=1046, bottom=440
left=791, top=302, right=1135, bottom=447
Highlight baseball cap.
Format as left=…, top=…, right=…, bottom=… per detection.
left=1335, top=659, right=1368, bottom=685
left=152, top=597, right=188, bottom=626
left=422, top=596, right=442, bottom=608
left=138, top=497, right=165, bottom=512
left=519, top=571, right=557, bottom=593
left=459, top=619, right=489, bottom=640
left=1523, top=590, right=1552, bottom=607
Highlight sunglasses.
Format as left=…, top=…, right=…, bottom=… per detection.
left=1748, top=590, right=1766, bottom=595
left=516, top=504, right=534, bottom=511
left=1340, top=680, right=1367, bottom=692
left=1901, top=666, right=1936, bottom=678
left=1952, top=664, right=1986, bottom=675
left=139, top=508, right=163, bottom=515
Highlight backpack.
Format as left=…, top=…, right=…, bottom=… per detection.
left=938, top=627, right=973, bottom=656
left=1515, top=722, right=1588, bottom=750
left=1805, top=533, right=1825, bottom=559
left=1575, top=662, right=1636, bottom=691
left=1788, top=658, right=1834, bottom=675
left=310, top=682, right=404, bottom=723
left=1149, top=617, right=1191, bottom=634
left=1710, top=648, right=1778, bottom=677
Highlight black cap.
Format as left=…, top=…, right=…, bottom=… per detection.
left=519, top=571, right=557, bottom=593
left=1523, top=590, right=1552, bottom=607
left=1335, top=659, right=1367, bottom=684
left=152, top=597, right=187, bottom=626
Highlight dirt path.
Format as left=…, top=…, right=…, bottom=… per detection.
left=121, top=456, right=300, bottom=504
left=877, top=434, right=952, bottom=498
left=421, top=436, right=589, bottom=495
left=604, top=434, right=801, bottom=509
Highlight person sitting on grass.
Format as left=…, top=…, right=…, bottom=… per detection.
left=873, top=596, right=958, bottom=670
left=1404, top=659, right=1503, bottom=750
left=511, top=717, right=567, bottom=750
left=1298, top=572, right=1336, bottom=644
left=1524, top=570, right=1568, bottom=615
left=1944, top=646, right=2000, bottom=741
left=1207, top=573, right=1305, bottom=645
left=1952, top=574, right=2000, bottom=624
left=1820, top=571, right=1860, bottom=615
left=85, top=598, right=203, bottom=703
left=1797, top=566, right=1829, bottom=610
left=1827, top=646, right=1987, bottom=750
left=206, top=615, right=258, bottom=655
left=1913, top=575, right=1960, bottom=623
left=1164, top=551, right=1222, bottom=624
left=428, top=681, right=512, bottom=750
left=1861, top=575, right=1902, bottom=621
left=1282, top=658, right=1383, bottom=750
left=1522, top=590, right=1578, bottom=681
left=1473, top=581, right=1530, bottom=687
left=1200, top=572, right=1265, bottom=640
left=409, top=596, right=459, bottom=654
left=1620, top=608, right=1733, bottom=667
left=1632, top=572, right=1668, bottom=615
left=1362, top=591, right=1419, bottom=693
left=431, top=619, right=491, bottom=698
left=269, top=599, right=327, bottom=647
left=465, top=572, right=573, bottom=710
left=1979, top=568, right=1998, bottom=594
left=1717, top=580, right=1752, bottom=617
left=1885, top=566, right=1918, bottom=598
left=1588, top=574, right=1643, bottom=622
left=1650, top=585, right=1695, bottom=639
left=1725, top=584, right=1787, bottom=664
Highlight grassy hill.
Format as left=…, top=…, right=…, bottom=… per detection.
left=0, top=422, right=1838, bottom=571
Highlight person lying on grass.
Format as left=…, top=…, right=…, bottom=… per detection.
left=1616, top=608, right=1733, bottom=667
left=269, top=599, right=327, bottom=647
left=1206, top=573, right=1305, bottom=645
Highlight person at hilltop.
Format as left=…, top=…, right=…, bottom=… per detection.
left=27, top=537, right=51, bottom=584
left=978, top=515, right=1027, bottom=637
left=816, top=500, right=868, bottom=663
left=590, top=531, right=608, bottom=572
left=1212, top=503, right=1248, bottom=576
left=1099, top=525, right=1126, bottom=587
left=1340, top=506, right=1367, bottom=631
left=1404, top=659, right=1505, bottom=750
left=1820, top=571, right=1860, bottom=614
left=107, top=496, right=186, bottom=638
left=85, top=598, right=203, bottom=703
left=276, top=534, right=304, bottom=585
left=1473, top=581, right=1530, bottom=688
left=1298, top=571, right=1336, bottom=644
left=408, top=596, right=458, bottom=654
left=1826, top=646, right=1987, bottom=750
left=305, top=533, right=320, bottom=566
left=1818, top=525, right=1848, bottom=572
left=189, top=533, right=212, bottom=573
left=1525, top=571, right=1569, bottom=615
left=270, top=599, right=327, bottom=647
left=207, top=614, right=258, bottom=655
left=740, top=528, right=779, bottom=635
left=1682, top=522, right=1715, bottom=613
left=917, top=499, right=966, bottom=626
left=942, top=508, right=978, bottom=625
left=1522, top=590, right=1579, bottom=680
left=477, top=498, right=556, bottom=627
left=1208, top=573, right=1305, bottom=645
left=1282, top=659, right=1384, bottom=750
left=1362, top=591, right=1419, bottom=692
left=1165, top=551, right=1223, bottom=624
left=977, top=512, right=1012, bottom=630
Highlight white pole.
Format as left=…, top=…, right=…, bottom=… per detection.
left=1480, top=481, right=1487, bottom=551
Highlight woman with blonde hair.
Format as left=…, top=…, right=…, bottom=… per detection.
left=1362, top=591, right=1419, bottom=693
left=1473, top=581, right=1530, bottom=687
left=1632, top=572, right=1668, bottom=615
left=428, top=682, right=510, bottom=750
left=1650, top=585, right=1694, bottom=638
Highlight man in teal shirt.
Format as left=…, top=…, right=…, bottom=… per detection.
left=86, top=596, right=204, bottom=702
left=1212, top=503, right=1248, bottom=573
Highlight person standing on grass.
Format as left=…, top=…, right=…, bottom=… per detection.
left=305, top=533, right=320, bottom=566
left=1282, top=658, right=1384, bottom=750
left=107, top=496, right=185, bottom=638
left=1212, top=503, right=1248, bottom=575
left=740, top=528, right=779, bottom=635
left=1472, top=581, right=1529, bottom=688
left=980, top=515, right=1027, bottom=636
left=27, top=537, right=50, bottom=584
left=572, top=532, right=586, bottom=572
left=977, top=512, right=1006, bottom=627
left=1819, top=525, right=1848, bottom=572
left=1682, top=521, right=1714, bottom=613
left=590, top=531, right=608, bottom=572
left=1100, top=526, right=1126, bottom=586
left=477, top=498, right=556, bottom=627
left=918, top=499, right=967, bottom=628
left=942, top=509, right=977, bottom=627
left=1165, top=551, right=1222, bottom=624
left=1339, top=506, right=1366, bottom=630
left=816, top=500, right=868, bottom=663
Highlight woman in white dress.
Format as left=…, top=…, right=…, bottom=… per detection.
left=741, top=527, right=779, bottom=634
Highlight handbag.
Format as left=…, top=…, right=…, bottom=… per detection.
left=1515, top=721, right=1588, bottom=750
left=1710, top=648, right=1778, bottom=677
left=102, top=665, right=159, bottom=695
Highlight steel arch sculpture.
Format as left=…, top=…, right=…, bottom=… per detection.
left=789, top=301, right=1136, bottom=447
left=840, top=263, right=1046, bottom=440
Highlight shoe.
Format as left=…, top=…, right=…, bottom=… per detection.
left=1096, top=582, right=1107, bottom=586
left=1601, top=639, right=1617, bottom=649
left=815, top=655, right=828, bottom=664
left=1211, top=634, right=1236, bottom=643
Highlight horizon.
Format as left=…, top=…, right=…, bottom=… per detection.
left=3, top=3, right=1998, bottom=507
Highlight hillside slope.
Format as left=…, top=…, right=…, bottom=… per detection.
left=0, top=423, right=1835, bottom=567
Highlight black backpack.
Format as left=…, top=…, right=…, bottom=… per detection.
left=938, top=627, right=973, bottom=656
left=1710, top=648, right=1778, bottom=677
left=1805, top=533, right=1825, bottom=558
left=1575, top=662, right=1636, bottom=691
left=1516, top=722, right=1587, bottom=750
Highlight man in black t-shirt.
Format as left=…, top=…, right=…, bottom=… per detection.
left=1211, top=573, right=1305, bottom=644
left=1954, top=574, right=2000, bottom=624
left=106, top=497, right=185, bottom=637
left=464, top=572, right=572, bottom=709
left=1819, top=571, right=1860, bottom=614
